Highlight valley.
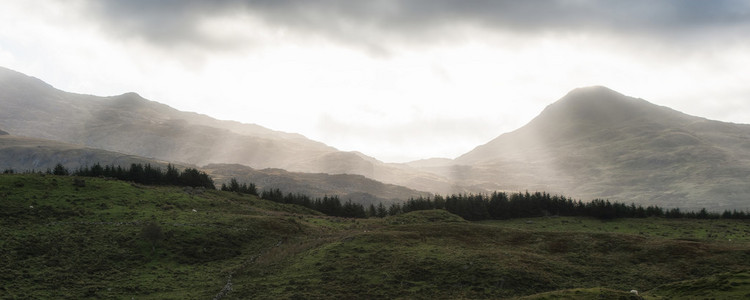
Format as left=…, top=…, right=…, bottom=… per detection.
left=2, top=66, right=750, bottom=299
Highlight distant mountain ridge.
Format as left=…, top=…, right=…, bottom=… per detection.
left=203, top=163, right=431, bottom=206
left=3, top=66, right=749, bottom=210
left=0, top=132, right=431, bottom=203
left=0, top=66, right=451, bottom=194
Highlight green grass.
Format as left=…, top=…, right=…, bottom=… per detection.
left=519, top=287, right=642, bottom=300
left=0, top=174, right=315, bottom=299
left=481, top=216, right=750, bottom=242
left=2, top=174, right=750, bottom=299
left=643, top=271, right=750, bottom=299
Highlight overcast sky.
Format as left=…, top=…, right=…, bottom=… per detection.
left=1, top=1, right=749, bottom=162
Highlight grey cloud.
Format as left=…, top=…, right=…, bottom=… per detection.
left=83, top=0, right=750, bottom=51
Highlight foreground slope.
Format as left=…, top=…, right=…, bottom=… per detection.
left=2, top=174, right=749, bottom=299
left=0, top=66, right=450, bottom=194
left=448, top=86, right=750, bottom=210
left=0, top=174, right=321, bottom=299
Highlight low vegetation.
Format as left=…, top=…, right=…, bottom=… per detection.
left=2, top=173, right=749, bottom=299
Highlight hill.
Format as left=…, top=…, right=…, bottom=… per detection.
left=0, top=133, right=429, bottom=205
left=203, top=163, right=431, bottom=206
left=0, top=134, right=177, bottom=171
left=2, top=174, right=750, bottom=298
left=418, top=86, right=750, bottom=210
left=0, top=66, right=451, bottom=194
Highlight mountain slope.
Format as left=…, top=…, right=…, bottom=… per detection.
left=0, top=133, right=431, bottom=204
left=0, top=67, right=450, bottom=193
left=449, top=86, right=750, bottom=210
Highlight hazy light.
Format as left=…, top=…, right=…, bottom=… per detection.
left=1, top=1, right=749, bottom=162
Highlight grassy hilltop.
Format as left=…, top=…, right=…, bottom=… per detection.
left=2, top=174, right=750, bottom=299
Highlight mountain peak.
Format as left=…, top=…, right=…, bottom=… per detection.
left=0, top=129, right=8, bottom=135
left=563, top=85, right=622, bottom=98
left=531, top=86, right=675, bottom=130
left=551, top=86, right=633, bottom=113
left=457, top=86, right=694, bottom=164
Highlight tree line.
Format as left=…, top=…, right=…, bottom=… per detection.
left=391, top=192, right=750, bottom=220
left=63, top=163, right=214, bottom=189
left=259, top=188, right=368, bottom=218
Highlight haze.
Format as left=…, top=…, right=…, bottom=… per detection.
left=1, top=0, right=749, bottom=162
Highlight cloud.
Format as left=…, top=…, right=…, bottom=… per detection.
left=82, top=0, right=750, bottom=53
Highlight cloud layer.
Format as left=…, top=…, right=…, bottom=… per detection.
left=85, top=0, right=750, bottom=52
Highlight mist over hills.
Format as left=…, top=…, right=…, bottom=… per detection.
left=2, top=66, right=749, bottom=210
left=203, top=163, right=431, bottom=206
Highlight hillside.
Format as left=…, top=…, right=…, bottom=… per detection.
left=203, top=163, right=431, bottom=206
left=0, top=67, right=451, bottom=194
left=0, top=134, right=177, bottom=171
left=2, top=174, right=750, bottom=299
left=0, top=133, right=430, bottom=205
left=420, top=86, right=750, bottom=210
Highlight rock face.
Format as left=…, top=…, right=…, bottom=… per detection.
left=443, top=86, right=750, bottom=210
left=0, top=129, right=8, bottom=135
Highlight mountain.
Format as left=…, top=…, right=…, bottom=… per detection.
left=202, top=163, right=431, bottom=206
left=442, top=86, right=750, bottom=210
left=6, top=65, right=746, bottom=210
left=0, top=67, right=450, bottom=194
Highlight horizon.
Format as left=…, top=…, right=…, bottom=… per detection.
left=1, top=1, right=749, bottom=163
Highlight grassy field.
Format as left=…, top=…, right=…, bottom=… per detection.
left=2, top=174, right=749, bottom=299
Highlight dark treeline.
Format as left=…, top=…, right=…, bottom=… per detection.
left=7, top=166, right=748, bottom=220
left=259, top=187, right=368, bottom=218
left=209, top=177, right=750, bottom=220
left=220, top=178, right=258, bottom=195
left=393, top=192, right=750, bottom=220
left=72, top=163, right=215, bottom=189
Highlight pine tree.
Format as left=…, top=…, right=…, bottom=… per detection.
left=52, top=163, right=69, bottom=176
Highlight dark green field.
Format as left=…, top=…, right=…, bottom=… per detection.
left=2, top=174, right=749, bottom=299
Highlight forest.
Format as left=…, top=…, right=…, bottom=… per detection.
left=4, top=163, right=216, bottom=189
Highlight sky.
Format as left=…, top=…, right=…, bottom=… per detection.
left=1, top=0, right=749, bottom=163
